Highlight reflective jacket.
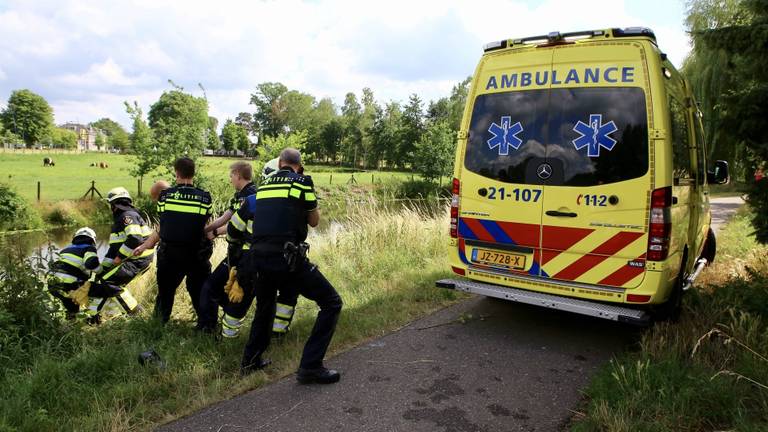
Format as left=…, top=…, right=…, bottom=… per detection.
left=51, top=241, right=100, bottom=286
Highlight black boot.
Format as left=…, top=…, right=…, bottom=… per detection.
left=296, top=367, right=340, bottom=384
left=240, top=357, right=272, bottom=376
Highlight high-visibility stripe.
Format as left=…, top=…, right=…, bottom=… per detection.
left=118, top=244, right=134, bottom=256
left=124, top=224, right=144, bottom=235
left=230, top=213, right=246, bottom=231
left=109, top=233, right=127, bottom=244
left=54, top=272, right=79, bottom=282
left=598, top=253, right=647, bottom=287
left=60, top=254, right=85, bottom=270
left=134, top=247, right=154, bottom=258
left=272, top=319, right=289, bottom=332
left=83, top=251, right=98, bottom=262
left=275, top=303, right=295, bottom=319
left=289, top=188, right=302, bottom=199
left=258, top=183, right=292, bottom=190
left=164, top=198, right=212, bottom=208
left=221, top=314, right=245, bottom=338
left=256, top=189, right=290, bottom=199
left=163, top=203, right=209, bottom=215
left=102, top=262, right=123, bottom=280
left=305, top=192, right=316, bottom=201
left=553, top=232, right=645, bottom=281
left=292, top=182, right=312, bottom=190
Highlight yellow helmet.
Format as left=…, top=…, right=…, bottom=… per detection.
left=106, top=186, right=131, bottom=203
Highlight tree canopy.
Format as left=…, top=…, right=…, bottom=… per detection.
left=0, top=89, right=54, bottom=147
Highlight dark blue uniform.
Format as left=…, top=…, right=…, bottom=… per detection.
left=155, top=184, right=213, bottom=322
left=197, top=182, right=257, bottom=333
left=229, top=168, right=342, bottom=372
left=49, top=240, right=101, bottom=317
left=99, top=205, right=154, bottom=289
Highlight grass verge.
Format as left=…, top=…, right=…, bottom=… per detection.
left=0, top=202, right=463, bottom=431
left=571, top=206, right=768, bottom=431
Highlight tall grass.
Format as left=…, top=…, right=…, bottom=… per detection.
left=0, top=202, right=461, bottom=431
left=572, top=207, right=768, bottom=431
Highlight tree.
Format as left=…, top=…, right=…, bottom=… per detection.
left=250, top=82, right=289, bottom=138
left=94, top=133, right=106, bottom=151
left=281, top=90, right=316, bottom=134
left=92, top=118, right=130, bottom=152
left=306, top=97, right=338, bottom=162
left=360, top=88, right=380, bottom=168
left=447, top=77, right=471, bottom=131
left=235, top=112, right=255, bottom=135
left=207, top=116, right=221, bottom=150
left=260, top=131, right=307, bottom=162
left=44, top=128, right=78, bottom=149
left=413, top=121, right=455, bottom=183
left=341, top=92, right=362, bottom=167
left=147, top=89, right=209, bottom=171
left=0, top=89, right=54, bottom=147
left=397, top=94, right=425, bottom=167
left=221, top=119, right=250, bottom=155
left=685, top=0, right=768, bottom=243
left=125, top=101, right=157, bottom=180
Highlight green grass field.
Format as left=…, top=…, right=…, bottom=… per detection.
left=0, top=151, right=416, bottom=202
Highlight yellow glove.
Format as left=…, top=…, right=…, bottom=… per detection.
left=224, top=267, right=244, bottom=303
left=68, top=281, right=91, bottom=306
left=224, top=267, right=237, bottom=295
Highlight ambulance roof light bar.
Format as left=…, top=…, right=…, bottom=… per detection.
left=483, top=27, right=656, bottom=52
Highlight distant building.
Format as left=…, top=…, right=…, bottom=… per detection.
left=60, top=123, right=106, bottom=151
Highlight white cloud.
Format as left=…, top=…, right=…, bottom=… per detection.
left=0, top=67, right=6, bottom=81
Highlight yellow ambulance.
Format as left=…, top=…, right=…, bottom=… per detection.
left=438, top=28, right=730, bottom=324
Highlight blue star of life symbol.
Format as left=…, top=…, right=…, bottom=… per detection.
left=572, top=114, right=618, bottom=157
left=487, top=116, right=524, bottom=156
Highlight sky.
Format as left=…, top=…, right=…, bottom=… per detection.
left=0, top=0, right=691, bottom=131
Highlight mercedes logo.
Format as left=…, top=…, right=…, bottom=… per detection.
left=537, top=163, right=553, bottom=180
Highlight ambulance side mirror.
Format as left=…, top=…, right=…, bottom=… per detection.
left=707, top=160, right=730, bottom=185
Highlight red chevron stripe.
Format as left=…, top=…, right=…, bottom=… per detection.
left=540, top=225, right=595, bottom=264
left=542, top=225, right=594, bottom=250
left=552, top=231, right=645, bottom=281
left=598, top=254, right=647, bottom=287
left=461, top=218, right=495, bottom=242
left=497, top=221, right=540, bottom=248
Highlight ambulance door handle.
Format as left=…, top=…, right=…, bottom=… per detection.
left=546, top=210, right=578, bottom=218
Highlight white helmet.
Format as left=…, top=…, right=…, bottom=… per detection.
left=106, top=186, right=131, bottom=203
left=74, top=227, right=97, bottom=242
left=262, top=157, right=280, bottom=179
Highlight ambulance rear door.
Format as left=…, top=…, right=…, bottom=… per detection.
left=458, top=49, right=552, bottom=277
left=538, top=43, right=651, bottom=290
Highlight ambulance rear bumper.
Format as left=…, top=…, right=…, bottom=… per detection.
left=436, top=278, right=650, bottom=326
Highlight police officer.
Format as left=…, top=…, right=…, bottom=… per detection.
left=136, top=157, right=213, bottom=323
left=212, top=160, right=301, bottom=338
left=48, top=227, right=102, bottom=319
left=231, top=148, right=343, bottom=384
left=196, top=161, right=258, bottom=334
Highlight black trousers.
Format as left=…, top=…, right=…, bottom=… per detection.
left=198, top=258, right=298, bottom=330
left=241, top=255, right=342, bottom=370
left=99, top=256, right=152, bottom=287
left=154, top=243, right=212, bottom=323
left=49, top=283, right=80, bottom=315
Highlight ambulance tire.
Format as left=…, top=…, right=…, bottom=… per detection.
left=653, top=261, right=685, bottom=323
left=701, top=228, right=716, bottom=265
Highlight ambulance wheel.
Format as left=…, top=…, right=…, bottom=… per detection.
left=653, top=268, right=684, bottom=323
left=701, top=228, right=716, bottom=265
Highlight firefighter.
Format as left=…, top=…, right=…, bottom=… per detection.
left=47, top=227, right=101, bottom=319
left=196, top=161, right=258, bottom=335
left=135, top=157, right=213, bottom=323
left=84, top=187, right=152, bottom=320
left=231, top=148, right=342, bottom=384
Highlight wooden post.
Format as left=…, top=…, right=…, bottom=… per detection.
left=91, top=181, right=96, bottom=199
left=138, top=178, right=142, bottom=197
left=371, top=174, right=374, bottom=184
left=330, top=174, right=333, bottom=185
left=37, top=181, right=40, bottom=201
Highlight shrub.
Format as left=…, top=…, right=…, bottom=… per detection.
left=0, top=182, right=42, bottom=231
left=42, top=201, right=88, bottom=227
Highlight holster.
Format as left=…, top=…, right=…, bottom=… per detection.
left=283, top=242, right=309, bottom=272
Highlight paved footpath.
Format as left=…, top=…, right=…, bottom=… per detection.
left=160, top=197, right=742, bottom=432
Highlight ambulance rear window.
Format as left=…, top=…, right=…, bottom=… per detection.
left=465, top=87, right=648, bottom=186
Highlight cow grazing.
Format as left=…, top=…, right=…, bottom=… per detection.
left=43, top=157, right=55, bottom=167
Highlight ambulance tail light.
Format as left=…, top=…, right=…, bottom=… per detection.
left=647, top=186, right=672, bottom=261
left=450, top=178, right=460, bottom=238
